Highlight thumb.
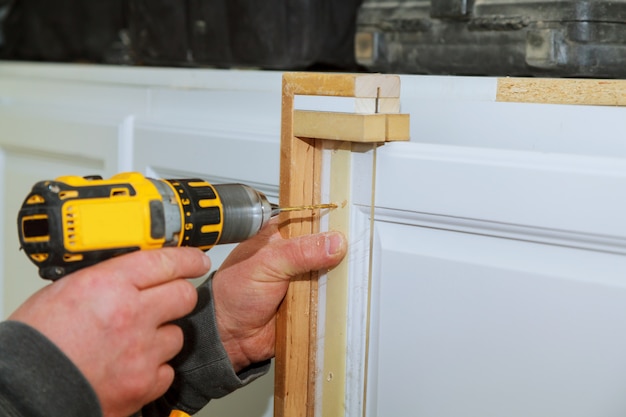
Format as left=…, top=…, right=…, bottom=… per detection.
left=276, top=231, right=347, bottom=276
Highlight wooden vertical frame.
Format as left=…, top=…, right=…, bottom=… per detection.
left=275, top=73, right=409, bottom=417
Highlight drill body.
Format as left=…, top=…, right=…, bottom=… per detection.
left=17, top=172, right=273, bottom=280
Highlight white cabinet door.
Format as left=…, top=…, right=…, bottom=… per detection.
left=362, top=77, right=626, bottom=417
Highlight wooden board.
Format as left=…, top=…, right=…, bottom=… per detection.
left=496, top=78, right=626, bottom=106
left=275, top=72, right=407, bottom=417
left=293, top=111, right=410, bottom=143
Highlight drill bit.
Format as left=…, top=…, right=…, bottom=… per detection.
left=270, top=203, right=337, bottom=217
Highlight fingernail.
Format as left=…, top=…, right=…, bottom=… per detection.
left=326, top=232, right=344, bottom=255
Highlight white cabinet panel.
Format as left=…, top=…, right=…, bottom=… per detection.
left=398, top=76, right=626, bottom=158
left=366, top=118, right=626, bottom=415
left=369, top=222, right=626, bottom=417
left=375, top=142, right=626, bottom=253
left=132, top=120, right=280, bottom=192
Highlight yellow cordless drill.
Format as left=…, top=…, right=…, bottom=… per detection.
left=17, top=172, right=334, bottom=280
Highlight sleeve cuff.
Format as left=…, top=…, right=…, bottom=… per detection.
left=0, top=320, right=102, bottom=417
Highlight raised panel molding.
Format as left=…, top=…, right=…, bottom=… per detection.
left=368, top=222, right=626, bottom=417
left=375, top=142, right=626, bottom=246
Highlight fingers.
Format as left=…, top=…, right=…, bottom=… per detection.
left=154, top=323, right=186, bottom=363
left=151, top=364, right=176, bottom=403
left=94, top=247, right=212, bottom=290
left=140, top=278, right=198, bottom=324
left=140, top=324, right=183, bottom=404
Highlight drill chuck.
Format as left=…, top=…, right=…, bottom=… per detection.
left=212, top=184, right=272, bottom=244
left=17, top=172, right=274, bottom=280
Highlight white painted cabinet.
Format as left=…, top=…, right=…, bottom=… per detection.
left=366, top=145, right=626, bottom=417
left=2, top=63, right=626, bottom=417
left=360, top=81, right=626, bottom=417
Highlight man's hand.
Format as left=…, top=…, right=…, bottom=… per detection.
left=9, top=247, right=211, bottom=417
left=212, top=221, right=347, bottom=372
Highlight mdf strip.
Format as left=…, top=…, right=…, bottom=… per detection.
left=320, top=141, right=352, bottom=417
left=496, top=78, right=626, bottom=106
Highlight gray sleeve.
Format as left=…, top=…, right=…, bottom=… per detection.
left=0, top=320, right=102, bottom=417
left=143, top=274, right=270, bottom=416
